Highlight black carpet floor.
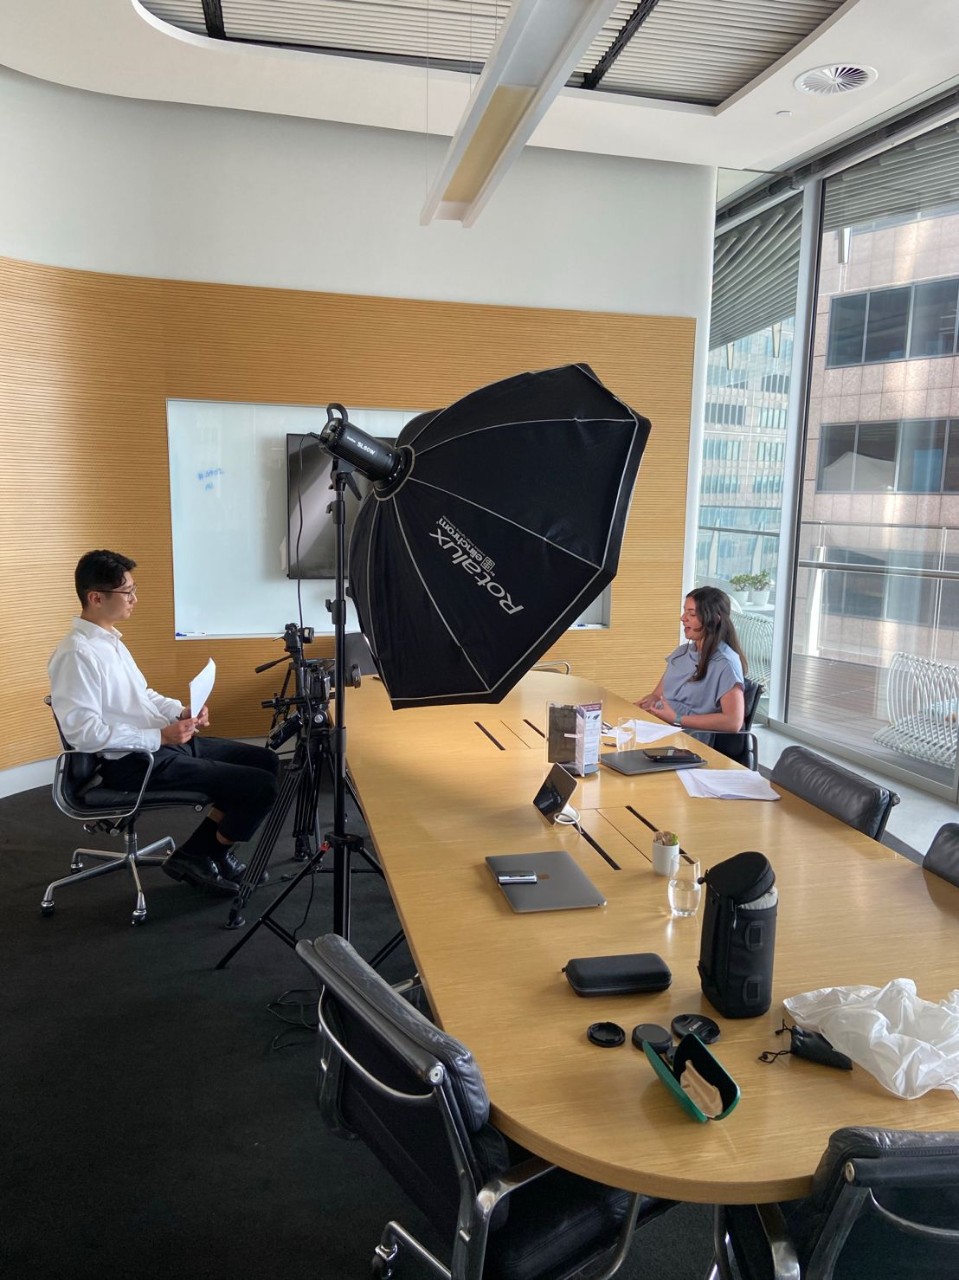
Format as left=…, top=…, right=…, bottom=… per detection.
left=2, top=781, right=715, bottom=1280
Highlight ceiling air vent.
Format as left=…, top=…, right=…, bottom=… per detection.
left=794, top=65, right=878, bottom=96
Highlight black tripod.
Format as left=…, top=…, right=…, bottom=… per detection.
left=217, top=457, right=368, bottom=968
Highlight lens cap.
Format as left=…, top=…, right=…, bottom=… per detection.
left=670, top=1013, right=721, bottom=1044
left=587, top=1021, right=626, bottom=1048
left=631, top=1022, right=672, bottom=1055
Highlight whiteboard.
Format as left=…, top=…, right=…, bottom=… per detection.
left=167, top=400, right=414, bottom=638
left=167, top=398, right=610, bottom=639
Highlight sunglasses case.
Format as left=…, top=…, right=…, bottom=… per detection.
left=643, top=1033, right=740, bottom=1122
left=563, top=952, right=672, bottom=996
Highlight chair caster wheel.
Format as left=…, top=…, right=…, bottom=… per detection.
left=40, top=903, right=55, bottom=917
left=371, top=1242, right=397, bottom=1279
left=131, top=913, right=147, bottom=926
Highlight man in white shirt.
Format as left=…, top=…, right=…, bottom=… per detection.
left=49, top=550, right=280, bottom=896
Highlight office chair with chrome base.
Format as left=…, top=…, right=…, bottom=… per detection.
left=770, top=745, right=899, bottom=841
left=297, top=933, right=675, bottom=1280
left=42, top=697, right=212, bottom=925
left=713, top=1126, right=959, bottom=1280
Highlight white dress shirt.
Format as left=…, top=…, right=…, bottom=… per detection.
left=48, top=618, right=183, bottom=756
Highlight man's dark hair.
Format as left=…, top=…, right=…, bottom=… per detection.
left=75, top=549, right=137, bottom=606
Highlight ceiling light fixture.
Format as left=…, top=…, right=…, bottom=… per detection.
left=421, top=0, right=620, bottom=227
left=793, top=65, right=878, bottom=96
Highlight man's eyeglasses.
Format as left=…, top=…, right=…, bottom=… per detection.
left=99, top=584, right=138, bottom=598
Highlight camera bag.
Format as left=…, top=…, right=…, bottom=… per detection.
left=698, top=851, right=777, bottom=1019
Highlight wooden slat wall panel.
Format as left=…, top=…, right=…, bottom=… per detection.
left=1, top=258, right=694, bottom=770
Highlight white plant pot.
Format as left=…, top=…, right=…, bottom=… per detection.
left=749, top=589, right=770, bottom=607
left=730, top=589, right=749, bottom=607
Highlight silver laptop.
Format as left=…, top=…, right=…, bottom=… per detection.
left=486, top=851, right=606, bottom=912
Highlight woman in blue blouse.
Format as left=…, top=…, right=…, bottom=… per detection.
left=636, top=587, right=747, bottom=733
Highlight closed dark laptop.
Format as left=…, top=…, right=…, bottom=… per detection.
left=601, top=750, right=705, bottom=776
left=486, top=851, right=606, bottom=912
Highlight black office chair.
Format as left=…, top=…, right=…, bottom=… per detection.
left=922, top=823, right=959, bottom=887
left=689, top=677, right=764, bottom=770
left=713, top=1126, right=959, bottom=1280
left=296, top=933, right=675, bottom=1280
left=42, top=697, right=212, bottom=925
left=770, top=745, right=899, bottom=841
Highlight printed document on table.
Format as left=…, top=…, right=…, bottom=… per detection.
left=604, top=719, right=680, bottom=748
left=678, top=769, right=780, bottom=801
left=189, top=658, right=216, bottom=718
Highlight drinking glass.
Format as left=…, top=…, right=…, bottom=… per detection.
left=616, top=716, right=638, bottom=752
left=667, top=858, right=702, bottom=917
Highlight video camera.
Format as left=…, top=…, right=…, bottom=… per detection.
left=257, top=622, right=334, bottom=751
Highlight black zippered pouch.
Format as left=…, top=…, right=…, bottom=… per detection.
left=563, top=952, right=672, bottom=997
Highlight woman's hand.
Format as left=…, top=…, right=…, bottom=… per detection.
left=646, top=696, right=676, bottom=724
left=635, top=674, right=666, bottom=711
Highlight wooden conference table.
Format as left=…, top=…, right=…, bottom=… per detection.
left=343, top=671, right=959, bottom=1205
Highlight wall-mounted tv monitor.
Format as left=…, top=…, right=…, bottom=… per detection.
left=286, top=433, right=394, bottom=579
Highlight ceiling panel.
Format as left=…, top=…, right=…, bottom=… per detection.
left=142, top=0, right=849, bottom=107
left=578, top=0, right=847, bottom=105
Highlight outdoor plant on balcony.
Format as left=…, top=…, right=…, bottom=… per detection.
left=729, top=574, right=753, bottom=591
left=750, top=570, right=773, bottom=591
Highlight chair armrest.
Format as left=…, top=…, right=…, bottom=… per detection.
left=55, top=747, right=159, bottom=822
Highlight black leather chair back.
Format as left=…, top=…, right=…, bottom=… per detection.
left=923, top=823, right=959, bottom=887
left=297, top=934, right=673, bottom=1280
left=770, top=745, right=899, bottom=840
left=723, top=1127, right=959, bottom=1280
left=691, top=678, right=764, bottom=770
left=741, top=676, right=763, bottom=730
left=298, top=933, right=507, bottom=1242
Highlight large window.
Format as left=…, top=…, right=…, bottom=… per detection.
left=791, top=120, right=959, bottom=791
left=825, top=276, right=959, bottom=367
left=818, top=418, right=959, bottom=493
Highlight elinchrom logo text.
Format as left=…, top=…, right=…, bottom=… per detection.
left=430, top=518, right=524, bottom=615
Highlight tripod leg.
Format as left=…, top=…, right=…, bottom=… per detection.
left=216, top=731, right=330, bottom=966
left=224, top=752, right=301, bottom=927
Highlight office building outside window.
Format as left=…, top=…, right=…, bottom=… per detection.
left=791, top=123, right=959, bottom=792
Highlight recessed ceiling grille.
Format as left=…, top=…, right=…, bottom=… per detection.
left=794, top=65, right=878, bottom=96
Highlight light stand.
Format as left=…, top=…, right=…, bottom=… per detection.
left=216, top=451, right=370, bottom=967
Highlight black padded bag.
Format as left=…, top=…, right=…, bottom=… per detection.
left=698, top=851, right=777, bottom=1019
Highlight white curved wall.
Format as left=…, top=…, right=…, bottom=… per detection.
left=0, top=66, right=714, bottom=316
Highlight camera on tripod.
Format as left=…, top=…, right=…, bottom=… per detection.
left=257, top=622, right=334, bottom=752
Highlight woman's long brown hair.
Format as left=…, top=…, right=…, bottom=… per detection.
left=687, top=586, right=748, bottom=682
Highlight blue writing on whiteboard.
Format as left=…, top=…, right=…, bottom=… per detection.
left=197, top=467, right=224, bottom=492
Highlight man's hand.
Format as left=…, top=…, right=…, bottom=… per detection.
left=162, top=717, right=198, bottom=745
left=194, top=704, right=210, bottom=728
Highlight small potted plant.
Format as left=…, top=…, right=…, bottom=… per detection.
left=728, top=574, right=752, bottom=607
left=749, top=570, right=773, bottom=607
left=652, top=830, right=680, bottom=876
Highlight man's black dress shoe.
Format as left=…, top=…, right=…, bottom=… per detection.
left=163, top=851, right=238, bottom=896
left=215, top=848, right=247, bottom=882
left=215, top=848, right=269, bottom=886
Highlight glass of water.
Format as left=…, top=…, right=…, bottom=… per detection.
left=667, top=858, right=702, bottom=917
